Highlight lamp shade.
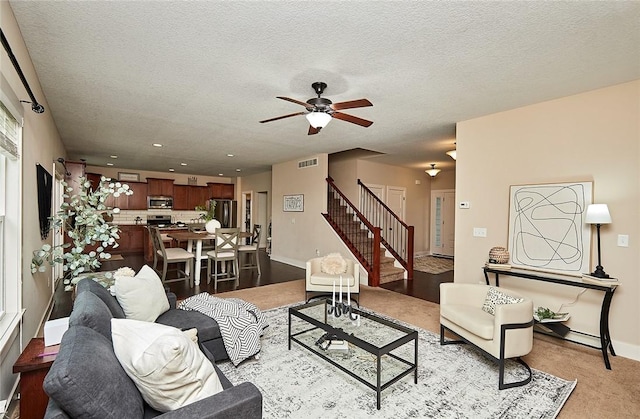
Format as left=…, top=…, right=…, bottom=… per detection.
left=425, top=164, right=440, bottom=177
left=446, top=150, right=457, bottom=160
left=305, top=112, right=332, bottom=128
left=585, top=204, right=612, bottom=224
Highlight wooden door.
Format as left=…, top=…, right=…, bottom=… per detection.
left=127, top=182, right=148, bottom=210
left=147, top=178, right=174, bottom=196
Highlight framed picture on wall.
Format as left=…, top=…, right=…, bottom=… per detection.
left=283, top=194, right=304, bottom=212
left=118, top=172, right=140, bottom=182
left=508, top=181, right=592, bottom=276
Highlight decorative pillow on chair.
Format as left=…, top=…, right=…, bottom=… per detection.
left=320, top=253, right=347, bottom=275
left=112, top=319, right=223, bottom=412
left=114, top=265, right=169, bottom=322
left=482, top=287, right=524, bottom=315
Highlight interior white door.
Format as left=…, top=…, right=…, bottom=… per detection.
left=386, top=186, right=406, bottom=253
left=431, top=189, right=455, bottom=257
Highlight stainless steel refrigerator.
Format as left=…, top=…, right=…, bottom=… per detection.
left=213, top=199, right=237, bottom=228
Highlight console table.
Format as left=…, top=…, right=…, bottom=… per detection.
left=13, top=337, right=58, bottom=419
left=483, top=267, right=618, bottom=370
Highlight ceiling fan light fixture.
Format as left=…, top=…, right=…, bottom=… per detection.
left=446, top=150, right=457, bottom=160
left=305, top=111, right=332, bottom=128
left=425, top=163, right=441, bottom=177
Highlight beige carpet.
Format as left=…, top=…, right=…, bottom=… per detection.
left=413, top=255, right=454, bottom=274
left=218, top=280, right=640, bottom=419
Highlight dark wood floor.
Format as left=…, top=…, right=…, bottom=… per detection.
left=50, top=251, right=453, bottom=318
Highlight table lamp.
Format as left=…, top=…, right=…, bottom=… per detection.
left=585, top=204, right=612, bottom=278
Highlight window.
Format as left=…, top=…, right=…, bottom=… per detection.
left=0, top=98, right=22, bottom=330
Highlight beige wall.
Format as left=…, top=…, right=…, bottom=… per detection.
left=456, top=80, right=640, bottom=360
left=430, top=169, right=455, bottom=191
left=271, top=154, right=363, bottom=279
left=356, top=159, right=432, bottom=253
left=1, top=0, right=67, bottom=400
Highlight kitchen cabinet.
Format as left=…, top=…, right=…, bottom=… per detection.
left=126, top=182, right=148, bottom=210
left=103, top=181, right=147, bottom=210
left=86, top=172, right=102, bottom=192
left=147, top=178, right=174, bottom=196
left=115, top=225, right=145, bottom=254
left=174, top=185, right=209, bottom=210
left=173, top=185, right=190, bottom=210
left=207, top=182, right=234, bottom=199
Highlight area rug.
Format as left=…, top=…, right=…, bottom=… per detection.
left=414, top=255, right=454, bottom=274
left=217, top=303, right=576, bottom=419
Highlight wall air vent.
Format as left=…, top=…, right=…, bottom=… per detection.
left=298, top=157, right=318, bottom=169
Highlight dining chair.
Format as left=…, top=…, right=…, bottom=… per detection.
left=206, top=227, right=239, bottom=291
left=238, top=224, right=261, bottom=275
left=148, top=226, right=194, bottom=286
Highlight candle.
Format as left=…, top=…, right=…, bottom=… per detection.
left=346, top=275, right=350, bottom=305
left=332, top=280, right=336, bottom=307
left=339, top=275, right=343, bottom=304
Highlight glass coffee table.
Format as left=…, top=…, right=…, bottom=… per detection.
left=288, top=299, right=418, bottom=409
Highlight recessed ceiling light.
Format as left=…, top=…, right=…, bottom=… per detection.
left=110, top=155, right=118, bottom=159
left=153, top=143, right=163, bottom=147
left=218, top=173, right=224, bottom=176
left=180, top=163, right=187, bottom=166
left=106, top=163, right=114, bottom=166
left=169, top=168, right=175, bottom=172
left=227, top=154, right=234, bottom=157
left=235, top=168, right=241, bottom=172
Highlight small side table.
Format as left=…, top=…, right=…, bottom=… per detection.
left=13, top=337, right=58, bottom=419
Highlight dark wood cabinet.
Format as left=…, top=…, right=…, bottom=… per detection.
left=147, top=178, right=174, bottom=196
left=207, top=182, right=234, bottom=199
left=174, top=185, right=209, bottom=210
left=86, top=172, right=102, bottom=192
left=173, top=185, right=191, bottom=210
left=126, top=182, right=148, bottom=210
left=115, top=225, right=145, bottom=254
left=64, top=161, right=86, bottom=196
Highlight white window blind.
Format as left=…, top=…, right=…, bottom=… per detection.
left=0, top=101, right=19, bottom=159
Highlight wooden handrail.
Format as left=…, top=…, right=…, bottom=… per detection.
left=327, top=177, right=376, bottom=232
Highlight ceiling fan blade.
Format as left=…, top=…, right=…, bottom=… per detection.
left=277, top=96, right=313, bottom=108
left=308, top=125, right=321, bottom=135
left=259, top=111, right=306, bottom=123
left=330, top=98, right=373, bottom=111
left=332, top=111, right=374, bottom=127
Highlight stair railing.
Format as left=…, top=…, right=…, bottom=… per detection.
left=324, top=177, right=381, bottom=287
left=358, top=179, right=414, bottom=280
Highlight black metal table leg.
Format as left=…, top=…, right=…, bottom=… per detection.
left=599, top=288, right=617, bottom=369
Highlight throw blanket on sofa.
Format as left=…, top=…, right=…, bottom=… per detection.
left=178, top=293, right=268, bottom=366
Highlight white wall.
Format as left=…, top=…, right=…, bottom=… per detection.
left=456, top=80, right=640, bottom=360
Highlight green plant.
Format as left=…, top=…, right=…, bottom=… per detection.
left=200, top=199, right=217, bottom=221
left=534, top=306, right=568, bottom=320
left=31, top=176, right=133, bottom=288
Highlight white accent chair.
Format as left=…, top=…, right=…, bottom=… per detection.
left=305, top=255, right=360, bottom=304
left=439, top=283, right=534, bottom=389
left=148, top=226, right=194, bottom=287
left=206, top=228, right=239, bottom=291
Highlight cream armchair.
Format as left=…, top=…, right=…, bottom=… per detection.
left=305, top=255, right=360, bottom=304
left=439, top=283, right=534, bottom=389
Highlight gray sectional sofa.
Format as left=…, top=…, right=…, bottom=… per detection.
left=43, top=278, right=262, bottom=418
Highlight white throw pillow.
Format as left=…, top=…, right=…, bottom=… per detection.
left=111, top=319, right=223, bottom=412
left=114, top=265, right=169, bottom=322
left=481, top=287, right=524, bottom=315
left=320, top=253, right=347, bottom=275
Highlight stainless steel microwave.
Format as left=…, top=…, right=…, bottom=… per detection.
left=147, top=196, right=173, bottom=209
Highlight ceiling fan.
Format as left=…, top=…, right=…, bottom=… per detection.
left=259, top=82, right=373, bottom=135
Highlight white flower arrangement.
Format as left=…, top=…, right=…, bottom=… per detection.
left=31, top=176, right=133, bottom=286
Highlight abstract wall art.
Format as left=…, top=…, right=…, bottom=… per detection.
left=508, top=181, right=592, bottom=276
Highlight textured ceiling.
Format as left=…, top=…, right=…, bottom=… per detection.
left=8, top=1, right=640, bottom=177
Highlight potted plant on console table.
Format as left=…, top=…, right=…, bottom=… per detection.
left=31, top=176, right=133, bottom=290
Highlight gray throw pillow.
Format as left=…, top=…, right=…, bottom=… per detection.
left=75, top=278, right=126, bottom=318
left=44, top=326, right=144, bottom=419
left=69, top=291, right=114, bottom=340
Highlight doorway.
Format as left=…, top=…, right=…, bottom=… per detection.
left=430, top=189, right=455, bottom=257
left=257, top=191, right=268, bottom=248
left=241, top=191, right=253, bottom=244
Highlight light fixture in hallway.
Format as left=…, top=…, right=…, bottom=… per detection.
left=425, top=164, right=441, bottom=177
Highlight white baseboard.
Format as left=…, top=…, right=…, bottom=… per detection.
left=269, top=255, right=305, bottom=270
left=611, top=339, right=640, bottom=362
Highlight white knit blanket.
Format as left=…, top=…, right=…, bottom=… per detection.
left=178, top=293, right=268, bottom=366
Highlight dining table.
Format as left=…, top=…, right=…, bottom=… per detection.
left=167, top=230, right=250, bottom=286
